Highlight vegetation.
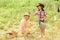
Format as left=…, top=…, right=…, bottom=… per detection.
left=0, top=0, right=60, bottom=40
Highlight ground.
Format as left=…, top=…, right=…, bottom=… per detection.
left=0, top=19, right=60, bottom=40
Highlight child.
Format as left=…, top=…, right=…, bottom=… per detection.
left=20, top=12, right=32, bottom=36
left=34, top=3, right=46, bottom=38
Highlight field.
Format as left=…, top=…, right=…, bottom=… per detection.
left=0, top=0, right=60, bottom=40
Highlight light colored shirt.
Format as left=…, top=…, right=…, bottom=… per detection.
left=20, top=18, right=31, bottom=33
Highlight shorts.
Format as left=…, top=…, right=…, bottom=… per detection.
left=39, top=20, right=46, bottom=29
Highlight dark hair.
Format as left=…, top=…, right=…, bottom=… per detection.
left=37, top=3, right=44, bottom=8
left=37, top=3, right=44, bottom=11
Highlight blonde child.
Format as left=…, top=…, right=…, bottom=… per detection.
left=20, top=12, right=32, bottom=35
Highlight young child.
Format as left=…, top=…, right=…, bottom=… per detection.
left=20, top=12, right=32, bottom=36
left=34, top=3, right=46, bottom=38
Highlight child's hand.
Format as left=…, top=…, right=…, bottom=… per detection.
left=27, top=23, right=32, bottom=28
left=33, top=14, right=35, bottom=16
left=33, top=11, right=38, bottom=16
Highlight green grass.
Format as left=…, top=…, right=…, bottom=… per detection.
left=0, top=0, right=60, bottom=40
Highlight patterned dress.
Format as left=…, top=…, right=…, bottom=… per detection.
left=20, top=19, right=31, bottom=34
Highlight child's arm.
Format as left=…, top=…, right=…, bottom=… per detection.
left=34, top=11, right=38, bottom=15
left=44, top=11, right=47, bottom=19
left=44, top=11, right=47, bottom=22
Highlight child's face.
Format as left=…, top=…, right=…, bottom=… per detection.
left=24, top=15, right=30, bottom=20
left=37, top=6, right=42, bottom=10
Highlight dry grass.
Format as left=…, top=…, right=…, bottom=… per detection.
left=0, top=19, right=60, bottom=40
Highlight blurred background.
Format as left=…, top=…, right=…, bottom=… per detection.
left=0, top=0, right=60, bottom=40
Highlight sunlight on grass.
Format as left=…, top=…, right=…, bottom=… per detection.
left=0, top=0, right=60, bottom=40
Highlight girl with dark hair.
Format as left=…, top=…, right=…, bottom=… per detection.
left=34, top=3, right=47, bottom=38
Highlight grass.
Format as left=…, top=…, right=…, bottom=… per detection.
left=0, top=0, right=60, bottom=40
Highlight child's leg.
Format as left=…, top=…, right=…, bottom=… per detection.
left=26, top=28, right=30, bottom=35
left=21, top=28, right=27, bottom=36
left=40, top=28, right=45, bottom=37
left=21, top=30, right=25, bottom=34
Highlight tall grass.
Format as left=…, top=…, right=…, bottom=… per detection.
left=0, top=0, right=60, bottom=29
